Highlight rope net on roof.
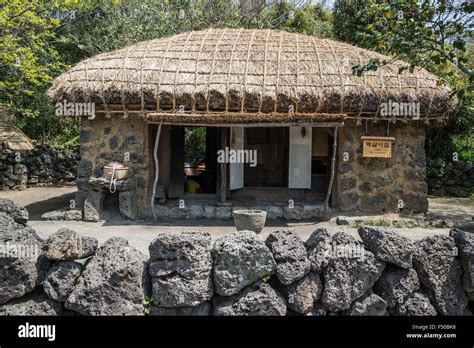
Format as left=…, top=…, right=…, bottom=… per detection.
left=47, top=28, right=456, bottom=122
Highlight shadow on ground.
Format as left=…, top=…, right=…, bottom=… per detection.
left=24, top=191, right=75, bottom=220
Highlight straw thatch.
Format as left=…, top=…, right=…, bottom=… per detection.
left=0, top=121, right=34, bottom=150
left=47, top=28, right=454, bottom=121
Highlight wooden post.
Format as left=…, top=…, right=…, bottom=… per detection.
left=151, top=121, right=163, bottom=220
left=324, top=126, right=338, bottom=214
left=220, top=128, right=227, bottom=203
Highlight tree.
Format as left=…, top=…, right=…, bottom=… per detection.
left=333, top=0, right=473, bottom=164
left=0, top=0, right=86, bottom=144
left=333, top=0, right=372, bottom=44
left=350, top=0, right=473, bottom=97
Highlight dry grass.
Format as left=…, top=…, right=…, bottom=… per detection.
left=47, top=28, right=456, bottom=120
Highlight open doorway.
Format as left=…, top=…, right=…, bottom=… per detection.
left=244, top=127, right=289, bottom=187
left=311, top=128, right=333, bottom=194
left=183, top=126, right=217, bottom=194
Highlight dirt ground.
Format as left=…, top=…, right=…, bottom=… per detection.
left=1, top=186, right=473, bottom=255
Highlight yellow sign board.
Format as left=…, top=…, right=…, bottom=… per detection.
left=361, top=136, right=396, bottom=158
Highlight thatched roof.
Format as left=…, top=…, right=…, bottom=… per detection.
left=0, top=121, right=34, bottom=150
left=47, top=28, right=454, bottom=121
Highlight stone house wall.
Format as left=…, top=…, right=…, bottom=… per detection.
left=336, top=120, right=428, bottom=214
left=75, top=115, right=430, bottom=219
left=76, top=114, right=152, bottom=218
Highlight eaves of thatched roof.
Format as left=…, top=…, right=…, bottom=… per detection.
left=47, top=28, right=455, bottom=121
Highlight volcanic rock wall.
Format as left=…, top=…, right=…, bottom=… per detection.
left=427, top=159, right=474, bottom=197
left=0, top=145, right=77, bottom=190
left=1, top=198, right=473, bottom=316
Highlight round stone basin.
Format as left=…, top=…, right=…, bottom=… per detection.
left=232, top=209, right=267, bottom=234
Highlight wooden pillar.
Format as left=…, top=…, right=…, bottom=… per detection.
left=324, top=126, right=338, bottom=212
left=151, top=122, right=163, bottom=220
left=220, top=128, right=228, bottom=203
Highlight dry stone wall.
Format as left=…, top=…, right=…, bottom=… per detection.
left=0, top=145, right=77, bottom=190
left=1, top=198, right=473, bottom=316
left=427, top=159, right=474, bottom=197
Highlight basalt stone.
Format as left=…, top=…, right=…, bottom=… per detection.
left=0, top=226, right=48, bottom=304
left=65, top=237, right=148, bottom=315
left=359, top=182, right=372, bottom=193
left=0, top=198, right=28, bottom=225
left=108, top=136, right=119, bottom=150
left=150, top=301, right=211, bottom=316
left=340, top=191, right=359, bottom=208
left=43, top=261, right=82, bottom=302
left=342, top=291, right=387, bottom=316
left=305, top=228, right=332, bottom=273
left=392, top=292, right=437, bottom=316
left=0, top=212, right=20, bottom=232
left=81, top=236, right=98, bottom=258
left=213, top=231, right=276, bottom=296
left=339, top=163, right=352, bottom=174
left=213, top=281, right=286, bottom=316
left=44, top=229, right=83, bottom=261
left=321, top=232, right=385, bottom=312
left=449, top=228, right=474, bottom=292
left=413, top=235, right=468, bottom=315
left=358, top=227, right=414, bottom=269
left=306, top=302, right=328, bottom=316
left=77, top=160, right=92, bottom=177
left=265, top=230, right=310, bottom=285
left=374, top=267, right=420, bottom=308
left=284, top=272, right=323, bottom=314
left=282, top=206, right=304, bottom=220
left=149, top=232, right=213, bottom=307
left=150, top=274, right=213, bottom=308
left=41, top=208, right=83, bottom=221
left=185, top=205, right=204, bottom=219
left=119, top=191, right=136, bottom=220
left=341, top=178, right=357, bottom=191
left=261, top=206, right=283, bottom=220
left=76, top=178, right=90, bottom=191
left=0, top=290, right=62, bottom=316
left=83, top=191, right=104, bottom=222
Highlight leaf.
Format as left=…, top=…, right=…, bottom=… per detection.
left=384, top=9, right=392, bottom=19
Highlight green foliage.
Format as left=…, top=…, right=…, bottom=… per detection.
left=143, top=296, right=153, bottom=315
left=337, top=0, right=473, bottom=98
left=334, top=0, right=473, bottom=164
left=2, top=0, right=334, bottom=145
left=260, top=2, right=333, bottom=37
left=0, top=0, right=74, bottom=143
left=184, top=127, right=206, bottom=165
left=333, top=0, right=373, bottom=44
